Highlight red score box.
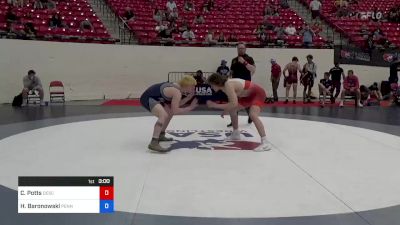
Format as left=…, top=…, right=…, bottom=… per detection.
left=100, top=186, right=114, bottom=200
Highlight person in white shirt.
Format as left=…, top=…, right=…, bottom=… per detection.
left=309, top=0, right=322, bottom=19
left=166, top=0, right=177, bottom=12
left=22, top=70, right=45, bottom=106
left=285, top=24, right=297, bottom=35
left=205, top=30, right=216, bottom=44
left=182, top=27, right=195, bottom=40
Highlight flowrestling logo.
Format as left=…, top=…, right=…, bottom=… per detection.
left=165, top=130, right=260, bottom=150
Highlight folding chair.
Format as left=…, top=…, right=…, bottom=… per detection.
left=49, top=81, right=65, bottom=103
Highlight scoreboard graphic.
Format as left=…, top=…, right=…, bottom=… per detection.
left=18, top=176, right=114, bottom=213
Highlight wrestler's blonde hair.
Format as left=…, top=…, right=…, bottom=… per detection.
left=179, top=75, right=197, bottom=87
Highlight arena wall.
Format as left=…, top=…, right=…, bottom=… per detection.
left=0, top=39, right=389, bottom=103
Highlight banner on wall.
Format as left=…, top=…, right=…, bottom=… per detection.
left=334, top=46, right=400, bottom=67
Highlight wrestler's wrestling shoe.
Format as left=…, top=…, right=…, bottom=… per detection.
left=148, top=143, right=171, bottom=153
left=159, top=135, right=173, bottom=142
left=226, top=130, right=241, bottom=141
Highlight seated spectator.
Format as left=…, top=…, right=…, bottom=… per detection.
left=311, top=21, right=322, bottom=33
left=205, top=30, right=217, bottom=44
left=22, top=70, right=45, bottom=107
left=156, top=21, right=168, bottom=35
left=264, top=5, right=274, bottom=16
left=22, top=22, right=36, bottom=38
left=153, top=9, right=163, bottom=22
left=253, top=24, right=265, bottom=37
left=166, top=0, right=177, bottom=12
left=194, top=70, right=205, bottom=84
left=168, top=8, right=179, bottom=22
left=6, top=9, right=18, bottom=24
left=280, top=0, right=289, bottom=9
left=123, top=7, right=135, bottom=21
left=372, top=28, right=386, bottom=45
left=80, top=19, right=94, bottom=31
left=259, top=30, right=271, bottom=46
left=193, top=14, right=205, bottom=24
left=217, top=32, right=225, bottom=42
left=182, top=27, right=195, bottom=40
left=263, top=16, right=275, bottom=30
left=274, top=22, right=286, bottom=44
left=205, top=0, right=214, bottom=11
left=368, top=82, right=383, bottom=101
left=169, top=21, right=178, bottom=33
left=179, top=20, right=189, bottom=32
left=184, top=0, right=195, bottom=11
left=318, top=72, right=333, bottom=107
left=217, top=60, right=230, bottom=76
left=33, top=0, right=44, bottom=9
left=49, top=14, right=67, bottom=28
left=285, top=23, right=297, bottom=36
left=365, top=35, right=374, bottom=51
left=159, top=27, right=173, bottom=40
left=272, top=5, right=280, bottom=16
left=227, top=33, right=238, bottom=42
left=300, top=24, right=315, bottom=47
left=46, top=0, right=56, bottom=10
left=339, top=70, right=363, bottom=107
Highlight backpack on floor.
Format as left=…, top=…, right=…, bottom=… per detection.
left=12, top=93, right=23, bottom=107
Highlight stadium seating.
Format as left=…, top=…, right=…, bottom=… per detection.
left=107, top=0, right=327, bottom=47
left=300, top=0, right=400, bottom=48
left=0, top=0, right=115, bottom=43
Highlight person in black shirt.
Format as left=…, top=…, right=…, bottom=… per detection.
left=227, top=43, right=256, bottom=127
left=329, top=62, right=345, bottom=103
left=318, top=72, right=332, bottom=108
left=216, top=60, right=230, bottom=76
left=193, top=70, right=205, bottom=84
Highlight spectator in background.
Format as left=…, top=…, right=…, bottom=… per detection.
left=205, top=0, right=214, bottom=11
left=49, top=14, right=67, bottom=28
left=217, top=32, right=225, bottom=42
left=368, top=82, right=383, bottom=101
left=184, top=0, right=195, bottom=11
left=166, top=0, right=177, bottom=12
left=272, top=5, right=280, bottom=16
left=153, top=9, right=163, bottom=22
left=80, top=19, right=94, bottom=31
left=182, top=27, right=195, bottom=40
left=336, top=5, right=350, bottom=17
left=329, top=62, right=345, bottom=102
left=309, top=0, right=322, bottom=20
left=274, top=22, right=286, bottom=45
left=6, top=8, right=18, bottom=25
left=33, top=0, right=44, bottom=9
left=46, top=0, right=56, bottom=10
left=263, top=16, right=275, bottom=30
left=168, top=8, right=179, bottom=22
left=259, top=31, right=271, bottom=46
left=22, top=22, right=36, bottom=38
left=194, top=70, right=205, bottom=84
left=339, top=70, right=363, bottom=107
left=285, top=23, right=297, bottom=35
left=193, top=14, right=205, bottom=24
left=227, top=33, right=238, bottom=42
left=264, top=5, right=274, bottom=16
left=270, top=58, right=282, bottom=102
left=300, top=24, right=315, bottom=47
left=280, top=0, right=289, bottom=9
left=372, top=28, right=386, bottom=45
left=217, top=59, right=230, bottom=76
left=22, top=70, right=45, bottom=107
left=318, top=72, right=333, bottom=108
left=123, top=7, right=135, bottom=21
left=311, top=21, right=322, bottom=34
left=254, top=24, right=265, bottom=37
left=359, top=85, right=370, bottom=105
left=179, top=20, right=189, bottom=32
left=205, top=30, right=217, bottom=44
